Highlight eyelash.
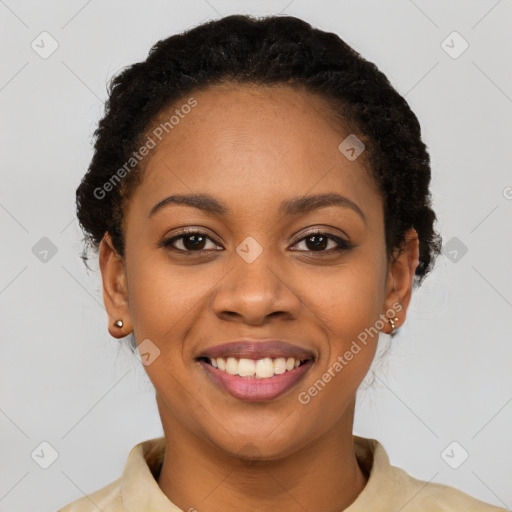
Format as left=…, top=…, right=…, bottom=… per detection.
left=158, top=228, right=353, bottom=256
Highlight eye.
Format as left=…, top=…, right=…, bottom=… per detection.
left=159, top=230, right=222, bottom=253
left=159, top=229, right=353, bottom=255
left=291, top=231, right=352, bottom=253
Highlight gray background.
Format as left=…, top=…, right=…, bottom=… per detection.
left=1, top=1, right=511, bottom=511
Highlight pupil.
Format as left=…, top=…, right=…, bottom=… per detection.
left=306, top=234, right=327, bottom=251
left=184, top=234, right=205, bottom=250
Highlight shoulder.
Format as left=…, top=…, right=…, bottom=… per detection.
left=57, top=477, right=123, bottom=512
left=389, top=464, right=509, bottom=512
left=56, top=437, right=167, bottom=512
left=351, top=436, right=509, bottom=512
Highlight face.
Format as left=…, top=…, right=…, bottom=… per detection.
left=100, top=83, right=419, bottom=459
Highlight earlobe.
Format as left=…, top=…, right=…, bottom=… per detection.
left=383, top=228, right=420, bottom=335
left=99, top=232, right=132, bottom=338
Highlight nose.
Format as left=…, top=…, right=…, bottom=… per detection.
left=211, top=248, right=302, bottom=326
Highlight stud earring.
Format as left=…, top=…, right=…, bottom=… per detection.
left=388, top=317, right=399, bottom=334
left=114, top=319, right=124, bottom=328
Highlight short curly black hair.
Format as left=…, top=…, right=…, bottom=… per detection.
left=76, top=13, right=441, bottom=285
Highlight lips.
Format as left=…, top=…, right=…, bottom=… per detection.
left=196, top=339, right=316, bottom=402
left=197, top=339, right=316, bottom=361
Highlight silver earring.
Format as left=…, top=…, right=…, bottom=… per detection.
left=388, top=317, right=398, bottom=334
left=114, top=319, right=124, bottom=328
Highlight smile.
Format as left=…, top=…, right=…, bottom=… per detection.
left=196, top=339, right=316, bottom=401
left=198, top=356, right=314, bottom=402
left=202, top=356, right=306, bottom=378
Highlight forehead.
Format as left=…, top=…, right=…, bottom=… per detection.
left=132, top=83, right=379, bottom=218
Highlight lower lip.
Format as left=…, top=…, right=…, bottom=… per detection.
left=199, top=359, right=314, bottom=402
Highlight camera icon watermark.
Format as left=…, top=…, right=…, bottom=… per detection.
left=31, top=31, right=59, bottom=59
left=32, top=236, right=58, bottom=263
left=441, top=441, right=469, bottom=469
left=442, top=236, right=468, bottom=263
left=236, top=236, right=263, bottom=264
left=338, top=134, right=365, bottom=161
left=31, top=441, right=59, bottom=469
left=133, top=338, right=161, bottom=366
left=441, top=31, right=469, bottom=59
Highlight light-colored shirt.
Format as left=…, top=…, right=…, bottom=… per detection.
left=58, top=435, right=509, bottom=511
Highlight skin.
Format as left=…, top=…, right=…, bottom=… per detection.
left=99, top=83, right=419, bottom=512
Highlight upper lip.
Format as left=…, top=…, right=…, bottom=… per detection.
left=198, top=339, right=316, bottom=361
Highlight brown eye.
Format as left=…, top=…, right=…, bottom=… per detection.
left=160, top=231, right=221, bottom=253
left=291, top=232, right=352, bottom=253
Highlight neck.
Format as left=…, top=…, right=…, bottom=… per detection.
left=156, top=399, right=368, bottom=512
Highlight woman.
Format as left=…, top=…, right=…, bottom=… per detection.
left=58, top=14, right=507, bottom=512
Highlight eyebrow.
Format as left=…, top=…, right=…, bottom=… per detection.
left=149, top=192, right=366, bottom=222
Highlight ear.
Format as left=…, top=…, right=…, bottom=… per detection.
left=99, top=232, right=132, bottom=339
left=382, top=228, right=420, bottom=334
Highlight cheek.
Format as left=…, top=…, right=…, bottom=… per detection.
left=124, top=258, right=206, bottom=416
left=124, top=253, right=226, bottom=390
left=126, top=255, right=206, bottom=340
left=294, top=265, right=384, bottom=421
left=327, top=271, right=384, bottom=343
left=300, top=251, right=386, bottom=381
left=305, top=255, right=386, bottom=336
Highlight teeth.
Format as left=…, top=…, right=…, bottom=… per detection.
left=273, top=357, right=286, bottom=375
left=255, top=357, right=274, bottom=378
left=207, top=356, right=306, bottom=378
left=238, top=358, right=256, bottom=377
left=226, top=357, right=238, bottom=375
